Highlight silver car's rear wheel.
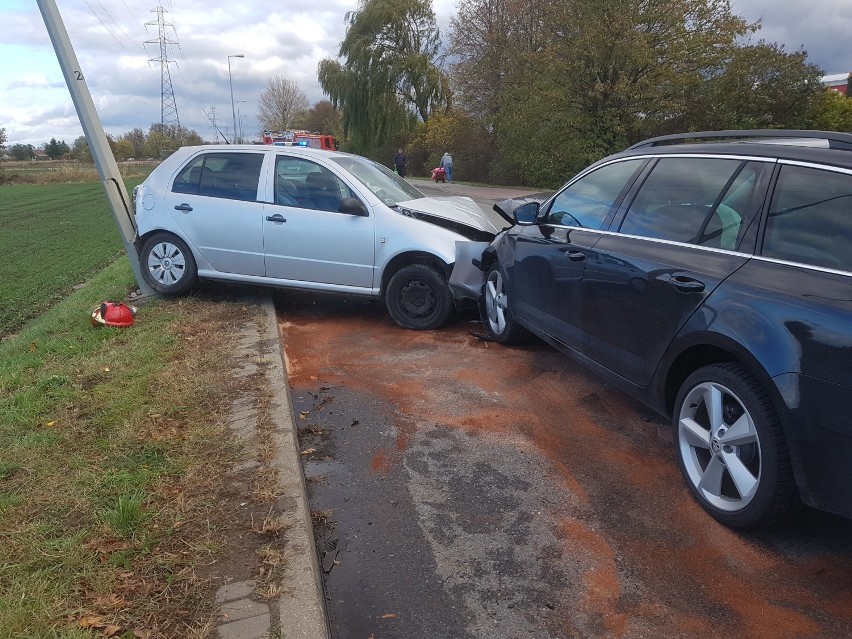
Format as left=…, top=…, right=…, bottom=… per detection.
left=674, top=363, right=797, bottom=528
left=140, top=232, right=198, bottom=296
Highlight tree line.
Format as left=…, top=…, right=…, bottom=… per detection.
left=312, top=0, right=852, bottom=187
left=7, top=0, right=852, bottom=190
left=2, top=124, right=205, bottom=162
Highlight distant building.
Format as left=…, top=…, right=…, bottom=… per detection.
left=822, top=73, right=850, bottom=95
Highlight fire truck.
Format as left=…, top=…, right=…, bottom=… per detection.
left=261, top=130, right=337, bottom=150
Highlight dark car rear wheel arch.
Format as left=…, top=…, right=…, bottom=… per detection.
left=663, top=344, right=741, bottom=416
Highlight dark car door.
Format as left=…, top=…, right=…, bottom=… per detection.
left=507, top=159, right=646, bottom=349
left=580, top=157, right=771, bottom=385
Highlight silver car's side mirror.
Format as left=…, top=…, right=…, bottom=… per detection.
left=339, top=197, right=369, bottom=217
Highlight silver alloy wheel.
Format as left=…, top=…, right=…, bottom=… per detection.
left=678, top=381, right=762, bottom=512
left=147, top=241, right=187, bottom=286
left=485, top=269, right=508, bottom=335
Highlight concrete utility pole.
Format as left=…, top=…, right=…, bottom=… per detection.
left=36, top=0, right=153, bottom=296
left=228, top=54, right=244, bottom=144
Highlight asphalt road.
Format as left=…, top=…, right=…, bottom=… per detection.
left=276, top=283, right=852, bottom=639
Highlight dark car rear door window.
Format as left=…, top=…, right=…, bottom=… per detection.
left=762, top=165, right=852, bottom=272
left=619, top=157, right=759, bottom=250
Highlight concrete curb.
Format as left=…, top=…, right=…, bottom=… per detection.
left=215, top=291, right=329, bottom=639
left=260, top=293, right=330, bottom=639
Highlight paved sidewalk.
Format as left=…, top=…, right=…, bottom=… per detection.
left=214, top=290, right=329, bottom=639
left=408, top=177, right=545, bottom=202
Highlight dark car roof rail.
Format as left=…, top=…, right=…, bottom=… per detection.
left=627, top=129, right=852, bottom=151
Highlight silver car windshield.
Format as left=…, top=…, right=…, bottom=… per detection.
left=330, top=155, right=423, bottom=206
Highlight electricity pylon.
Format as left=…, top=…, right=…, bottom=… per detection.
left=146, top=6, right=180, bottom=138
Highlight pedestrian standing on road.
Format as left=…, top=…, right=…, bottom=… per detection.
left=440, top=151, right=453, bottom=183
left=394, top=148, right=407, bottom=178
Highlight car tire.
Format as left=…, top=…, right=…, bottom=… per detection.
left=385, top=264, right=453, bottom=330
left=673, top=363, right=798, bottom=529
left=140, top=232, right=198, bottom=296
left=482, top=263, right=528, bottom=344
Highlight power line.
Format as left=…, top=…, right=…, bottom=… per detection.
left=82, top=0, right=135, bottom=56
left=82, top=1, right=237, bottom=141
left=167, top=18, right=239, bottom=141
left=93, top=0, right=145, bottom=53
left=118, top=0, right=142, bottom=25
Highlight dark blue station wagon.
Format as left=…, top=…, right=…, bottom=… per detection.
left=479, top=130, right=852, bottom=528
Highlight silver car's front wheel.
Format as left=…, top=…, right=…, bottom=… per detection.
left=140, top=232, right=198, bottom=296
left=385, top=264, right=453, bottom=330
left=674, top=363, right=797, bottom=528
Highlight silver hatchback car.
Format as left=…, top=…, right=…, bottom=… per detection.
left=132, top=145, right=500, bottom=329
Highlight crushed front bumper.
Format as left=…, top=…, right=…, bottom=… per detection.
left=449, top=241, right=488, bottom=302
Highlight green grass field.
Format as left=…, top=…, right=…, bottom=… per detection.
left=0, top=180, right=146, bottom=337
left=0, top=177, right=256, bottom=636
left=1, top=161, right=155, bottom=184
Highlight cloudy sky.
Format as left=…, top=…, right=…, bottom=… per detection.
left=1, top=0, right=851, bottom=148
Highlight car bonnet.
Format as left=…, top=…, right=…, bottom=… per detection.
left=395, top=196, right=501, bottom=239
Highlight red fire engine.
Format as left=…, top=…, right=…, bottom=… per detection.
left=261, top=130, right=337, bottom=150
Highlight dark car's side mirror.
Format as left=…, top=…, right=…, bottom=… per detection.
left=513, top=202, right=540, bottom=225
left=339, top=197, right=369, bottom=216
left=493, top=199, right=540, bottom=226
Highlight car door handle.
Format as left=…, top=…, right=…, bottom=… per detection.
left=564, top=250, right=586, bottom=262
left=265, top=214, right=286, bottom=223
left=174, top=203, right=192, bottom=212
left=667, top=275, right=705, bottom=293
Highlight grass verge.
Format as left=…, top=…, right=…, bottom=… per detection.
left=0, top=258, right=257, bottom=638
left=0, top=179, right=150, bottom=338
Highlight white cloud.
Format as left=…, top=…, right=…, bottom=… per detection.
left=1, top=0, right=851, bottom=147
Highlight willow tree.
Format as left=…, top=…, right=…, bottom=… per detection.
left=318, top=0, right=449, bottom=153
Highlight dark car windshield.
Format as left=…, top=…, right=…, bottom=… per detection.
left=330, top=155, right=423, bottom=206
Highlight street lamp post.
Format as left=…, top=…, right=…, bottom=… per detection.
left=227, top=54, right=244, bottom=144
left=236, top=99, right=247, bottom=144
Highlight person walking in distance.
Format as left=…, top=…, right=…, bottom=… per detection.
left=394, top=148, right=407, bottom=178
left=440, top=151, right=453, bottom=183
